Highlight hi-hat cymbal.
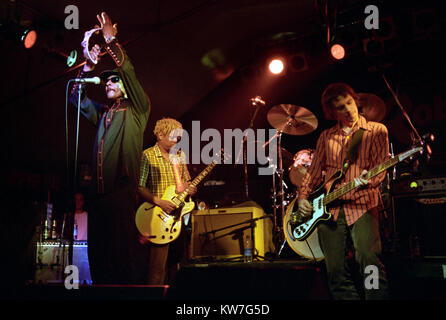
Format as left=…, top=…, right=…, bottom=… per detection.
left=267, top=104, right=318, bottom=135
left=357, top=93, right=387, bottom=122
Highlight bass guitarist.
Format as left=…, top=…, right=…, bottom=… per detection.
left=297, top=83, right=390, bottom=300
left=137, top=118, right=197, bottom=285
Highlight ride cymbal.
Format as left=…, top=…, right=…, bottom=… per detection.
left=267, top=104, right=318, bottom=135
left=357, top=93, right=388, bottom=122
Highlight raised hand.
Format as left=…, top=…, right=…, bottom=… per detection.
left=96, top=12, right=118, bottom=42
left=82, top=43, right=101, bottom=71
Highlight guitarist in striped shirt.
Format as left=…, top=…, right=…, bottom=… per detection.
left=298, top=83, right=389, bottom=300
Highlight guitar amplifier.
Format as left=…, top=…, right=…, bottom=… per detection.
left=189, top=206, right=274, bottom=261
left=34, top=241, right=64, bottom=283
left=391, top=176, right=446, bottom=197
left=34, top=241, right=92, bottom=284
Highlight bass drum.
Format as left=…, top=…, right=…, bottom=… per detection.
left=283, top=198, right=324, bottom=261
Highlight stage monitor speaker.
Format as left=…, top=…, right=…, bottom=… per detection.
left=190, top=206, right=274, bottom=260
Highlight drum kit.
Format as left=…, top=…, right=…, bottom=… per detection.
left=263, top=93, right=387, bottom=261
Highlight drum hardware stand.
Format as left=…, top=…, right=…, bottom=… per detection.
left=264, top=123, right=291, bottom=254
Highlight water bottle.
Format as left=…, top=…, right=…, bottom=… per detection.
left=244, top=234, right=253, bottom=263
left=51, top=219, right=57, bottom=239
left=43, top=219, right=49, bottom=240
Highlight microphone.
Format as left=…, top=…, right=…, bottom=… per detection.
left=250, top=96, right=266, bottom=106
left=72, top=77, right=101, bottom=84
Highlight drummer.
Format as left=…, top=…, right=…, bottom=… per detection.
left=288, top=149, right=314, bottom=190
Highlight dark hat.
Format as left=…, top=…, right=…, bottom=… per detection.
left=99, top=69, right=120, bottom=83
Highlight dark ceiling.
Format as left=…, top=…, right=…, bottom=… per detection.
left=2, top=0, right=446, bottom=196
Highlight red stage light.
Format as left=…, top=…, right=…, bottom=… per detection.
left=268, top=59, right=284, bottom=75
left=22, top=29, right=37, bottom=49
left=330, top=44, right=345, bottom=60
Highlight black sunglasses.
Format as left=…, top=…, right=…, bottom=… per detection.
left=106, top=76, right=120, bottom=83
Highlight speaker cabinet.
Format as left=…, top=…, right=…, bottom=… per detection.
left=34, top=241, right=91, bottom=284
left=392, top=196, right=446, bottom=257
left=190, top=206, right=274, bottom=260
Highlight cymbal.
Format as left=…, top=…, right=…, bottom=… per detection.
left=279, top=148, right=294, bottom=169
left=267, top=104, right=318, bottom=135
left=357, top=93, right=387, bottom=122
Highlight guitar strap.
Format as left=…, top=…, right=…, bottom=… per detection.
left=171, top=152, right=191, bottom=225
left=170, top=154, right=185, bottom=193
left=341, top=128, right=365, bottom=175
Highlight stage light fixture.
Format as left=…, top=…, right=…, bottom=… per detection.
left=289, top=53, right=308, bottom=72
left=0, top=22, right=38, bottom=49
left=268, top=58, right=285, bottom=75
left=21, top=28, right=37, bottom=49
left=330, top=43, right=345, bottom=60
left=362, top=38, right=384, bottom=56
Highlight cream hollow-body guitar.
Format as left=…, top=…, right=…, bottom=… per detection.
left=135, top=160, right=218, bottom=245
left=288, top=146, right=423, bottom=241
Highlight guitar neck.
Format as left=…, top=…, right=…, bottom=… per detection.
left=324, top=147, right=422, bottom=205
left=177, top=161, right=217, bottom=202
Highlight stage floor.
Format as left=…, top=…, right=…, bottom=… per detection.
left=6, top=256, right=446, bottom=301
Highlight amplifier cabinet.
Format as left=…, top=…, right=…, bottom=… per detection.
left=34, top=241, right=91, bottom=284
left=190, top=206, right=274, bottom=260
left=392, top=195, right=446, bottom=258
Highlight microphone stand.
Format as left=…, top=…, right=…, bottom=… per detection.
left=68, top=82, right=83, bottom=267
left=382, top=74, right=433, bottom=158
left=199, top=215, right=272, bottom=261
left=382, top=73, right=433, bottom=258
left=235, top=97, right=265, bottom=199
left=382, top=74, right=422, bottom=144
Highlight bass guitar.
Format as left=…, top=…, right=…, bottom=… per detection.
left=288, top=146, right=423, bottom=241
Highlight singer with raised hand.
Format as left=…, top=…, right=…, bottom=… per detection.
left=69, top=12, right=150, bottom=285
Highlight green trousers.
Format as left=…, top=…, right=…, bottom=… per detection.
left=317, top=207, right=389, bottom=300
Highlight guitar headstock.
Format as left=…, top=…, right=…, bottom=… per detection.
left=398, top=146, right=423, bottom=162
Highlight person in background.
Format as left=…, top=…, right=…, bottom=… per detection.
left=73, top=192, right=87, bottom=241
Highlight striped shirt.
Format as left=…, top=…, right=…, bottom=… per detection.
left=138, top=144, right=191, bottom=198
left=298, top=115, right=389, bottom=226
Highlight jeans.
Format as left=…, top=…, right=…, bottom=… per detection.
left=317, top=207, right=389, bottom=300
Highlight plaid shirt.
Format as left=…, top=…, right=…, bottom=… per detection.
left=138, top=144, right=191, bottom=198
left=298, top=115, right=389, bottom=226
